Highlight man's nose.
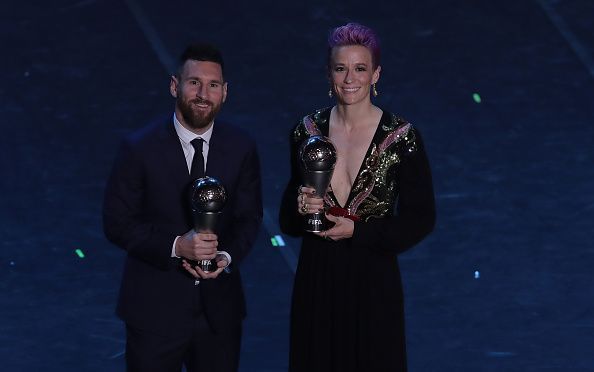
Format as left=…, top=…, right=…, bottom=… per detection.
left=196, top=84, right=206, bottom=98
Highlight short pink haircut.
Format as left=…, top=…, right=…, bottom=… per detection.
left=327, top=23, right=381, bottom=70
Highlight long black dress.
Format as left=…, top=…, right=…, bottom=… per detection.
left=279, top=107, right=436, bottom=372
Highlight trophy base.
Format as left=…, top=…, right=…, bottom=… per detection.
left=188, top=259, right=216, bottom=273
left=304, top=212, right=333, bottom=233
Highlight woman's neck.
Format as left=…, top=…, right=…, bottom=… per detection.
left=332, top=102, right=379, bottom=132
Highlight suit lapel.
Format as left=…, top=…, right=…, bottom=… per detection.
left=160, top=121, right=192, bottom=190
left=205, top=123, right=225, bottom=180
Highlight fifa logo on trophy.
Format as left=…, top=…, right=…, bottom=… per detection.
left=191, top=176, right=227, bottom=272
left=299, top=135, right=337, bottom=232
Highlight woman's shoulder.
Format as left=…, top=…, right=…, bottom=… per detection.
left=379, top=110, right=412, bottom=131
left=290, top=106, right=332, bottom=142
left=377, top=110, right=419, bottom=155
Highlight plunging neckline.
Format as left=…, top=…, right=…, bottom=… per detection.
left=320, top=109, right=387, bottom=210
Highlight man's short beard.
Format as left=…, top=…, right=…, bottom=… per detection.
left=178, top=98, right=221, bottom=130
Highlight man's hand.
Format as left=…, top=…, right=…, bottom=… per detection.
left=182, top=257, right=228, bottom=279
left=175, top=229, right=218, bottom=261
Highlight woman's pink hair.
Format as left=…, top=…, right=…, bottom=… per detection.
left=327, top=23, right=381, bottom=69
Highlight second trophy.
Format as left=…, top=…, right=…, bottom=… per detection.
left=299, top=135, right=337, bottom=232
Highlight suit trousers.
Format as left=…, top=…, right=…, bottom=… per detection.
left=125, top=313, right=242, bottom=372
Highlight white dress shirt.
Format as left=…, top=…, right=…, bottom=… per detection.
left=173, top=113, right=213, bottom=173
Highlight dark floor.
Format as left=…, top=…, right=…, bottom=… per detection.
left=1, top=0, right=593, bottom=371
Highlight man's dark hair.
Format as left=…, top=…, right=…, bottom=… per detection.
left=176, top=43, right=225, bottom=77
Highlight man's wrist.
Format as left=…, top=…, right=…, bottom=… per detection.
left=216, top=251, right=232, bottom=267
left=172, top=236, right=182, bottom=258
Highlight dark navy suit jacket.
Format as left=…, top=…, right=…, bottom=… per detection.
left=103, top=119, right=262, bottom=335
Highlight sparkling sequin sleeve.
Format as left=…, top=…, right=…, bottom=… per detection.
left=279, top=119, right=309, bottom=236
left=351, top=127, right=436, bottom=254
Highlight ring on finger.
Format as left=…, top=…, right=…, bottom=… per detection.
left=301, top=204, right=308, bottom=213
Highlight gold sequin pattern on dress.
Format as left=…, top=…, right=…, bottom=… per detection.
left=292, top=109, right=419, bottom=221
left=349, top=114, right=418, bottom=220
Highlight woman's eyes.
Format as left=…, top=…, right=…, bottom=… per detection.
left=334, top=66, right=367, bottom=72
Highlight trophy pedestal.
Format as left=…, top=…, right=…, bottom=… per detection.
left=187, top=259, right=216, bottom=273
left=193, top=212, right=220, bottom=232
left=304, top=212, right=333, bottom=232
left=198, top=259, right=215, bottom=273
left=305, top=169, right=333, bottom=194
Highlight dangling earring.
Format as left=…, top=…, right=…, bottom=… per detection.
left=372, top=83, right=378, bottom=97
left=328, top=88, right=333, bottom=98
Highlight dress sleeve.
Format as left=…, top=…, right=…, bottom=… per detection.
left=351, top=128, right=436, bottom=254
left=279, top=126, right=306, bottom=237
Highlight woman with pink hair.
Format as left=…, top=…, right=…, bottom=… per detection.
left=280, top=23, right=436, bottom=371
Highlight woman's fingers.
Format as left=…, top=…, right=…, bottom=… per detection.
left=297, top=185, right=325, bottom=215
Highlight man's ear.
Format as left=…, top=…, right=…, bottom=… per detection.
left=170, top=75, right=179, bottom=98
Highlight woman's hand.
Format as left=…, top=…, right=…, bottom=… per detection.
left=297, top=186, right=324, bottom=215
left=314, top=214, right=354, bottom=241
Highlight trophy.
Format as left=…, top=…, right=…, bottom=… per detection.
left=299, top=135, right=337, bottom=232
left=190, top=176, right=227, bottom=272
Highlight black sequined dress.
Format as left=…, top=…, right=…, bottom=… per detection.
left=279, top=107, right=436, bottom=372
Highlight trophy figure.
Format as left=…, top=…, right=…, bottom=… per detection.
left=190, top=176, right=227, bottom=272
left=299, top=135, right=337, bottom=232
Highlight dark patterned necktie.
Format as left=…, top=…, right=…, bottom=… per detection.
left=190, top=138, right=205, bottom=179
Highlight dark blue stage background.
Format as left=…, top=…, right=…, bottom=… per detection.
left=1, top=1, right=593, bottom=371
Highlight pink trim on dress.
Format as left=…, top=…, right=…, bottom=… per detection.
left=303, top=115, right=322, bottom=136
left=349, top=123, right=412, bottom=215
left=378, top=123, right=411, bottom=153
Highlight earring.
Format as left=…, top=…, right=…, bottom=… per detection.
left=328, top=89, right=333, bottom=98
left=372, top=83, right=378, bottom=97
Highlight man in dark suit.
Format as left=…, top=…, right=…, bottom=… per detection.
left=103, top=43, right=262, bottom=372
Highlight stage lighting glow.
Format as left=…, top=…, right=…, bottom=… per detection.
left=270, top=235, right=286, bottom=247
left=474, top=270, right=480, bottom=279
left=472, top=93, right=482, bottom=103
left=274, top=235, right=285, bottom=246
left=75, top=249, right=85, bottom=258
